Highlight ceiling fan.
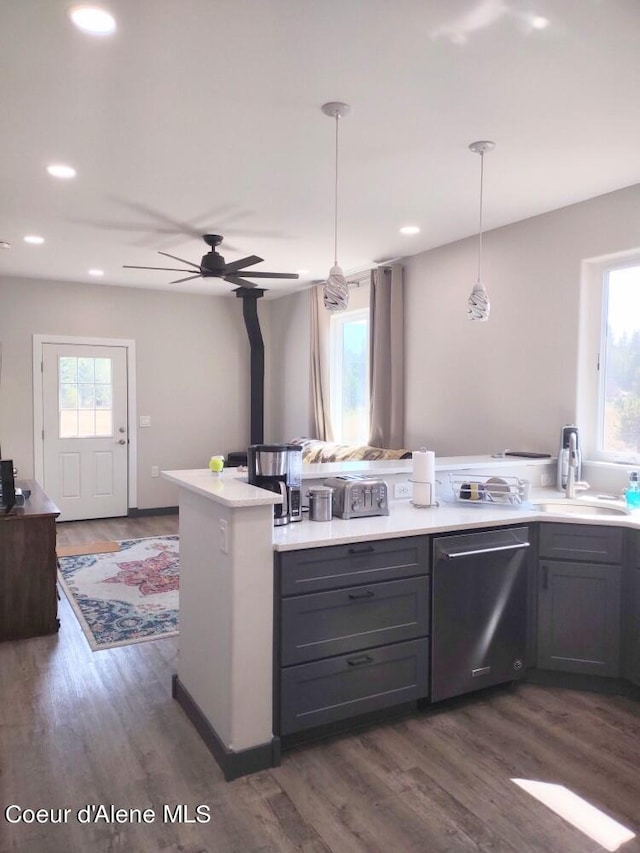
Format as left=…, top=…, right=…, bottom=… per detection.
left=123, top=234, right=299, bottom=288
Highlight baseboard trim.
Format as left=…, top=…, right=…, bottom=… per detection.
left=525, top=668, right=640, bottom=699
left=172, top=675, right=280, bottom=781
left=128, top=506, right=178, bottom=517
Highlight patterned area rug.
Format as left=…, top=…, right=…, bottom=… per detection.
left=57, top=535, right=179, bottom=650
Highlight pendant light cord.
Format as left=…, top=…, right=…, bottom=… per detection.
left=477, top=150, right=484, bottom=283
left=333, top=114, right=340, bottom=267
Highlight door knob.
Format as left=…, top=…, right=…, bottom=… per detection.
left=117, top=439, right=126, bottom=445
left=118, top=426, right=126, bottom=433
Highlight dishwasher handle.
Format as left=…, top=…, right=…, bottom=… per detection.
left=442, top=542, right=530, bottom=560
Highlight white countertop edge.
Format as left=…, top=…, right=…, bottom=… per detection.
left=162, top=469, right=281, bottom=508
left=272, top=490, right=639, bottom=551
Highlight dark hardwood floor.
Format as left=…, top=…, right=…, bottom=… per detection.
left=1, top=515, right=639, bottom=852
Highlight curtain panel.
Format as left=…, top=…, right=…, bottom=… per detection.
left=309, top=285, right=334, bottom=441
left=369, top=264, right=405, bottom=448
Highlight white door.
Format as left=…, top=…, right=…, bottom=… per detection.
left=42, top=343, right=129, bottom=521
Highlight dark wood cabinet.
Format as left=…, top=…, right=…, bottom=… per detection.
left=537, top=524, right=622, bottom=677
left=275, top=536, right=430, bottom=735
left=0, top=481, right=60, bottom=641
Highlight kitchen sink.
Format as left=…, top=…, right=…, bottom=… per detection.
left=532, top=499, right=629, bottom=516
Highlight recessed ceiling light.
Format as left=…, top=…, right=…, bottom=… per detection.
left=47, top=163, right=77, bottom=179
left=400, top=225, right=421, bottom=235
left=24, top=235, right=45, bottom=245
left=88, top=269, right=104, bottom=276
left=531, top=15, right=550, bottom=29
left=69, top=5, right=117, bottom=36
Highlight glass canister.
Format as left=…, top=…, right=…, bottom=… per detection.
left=308, top=486, right=333, bottom=521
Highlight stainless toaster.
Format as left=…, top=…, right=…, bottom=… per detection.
left=323, top=475, right=389, bottom=519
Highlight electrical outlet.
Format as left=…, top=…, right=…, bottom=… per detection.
left=151, top=466, right=159, bottom=478
left=219, top=519, right=229, bottom=554
left=540, top=471, right=553, bottom=487
left=394, top=481, right=413, bottom=499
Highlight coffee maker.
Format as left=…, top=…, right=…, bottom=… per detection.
left=247, top=444, right=302, bottom=525
left=557, top=425, right=581, bottom=491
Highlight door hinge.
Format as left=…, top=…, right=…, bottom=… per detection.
left=41, top=361, right=44, bottom=373
left=42, top=429, right=45, bottom=440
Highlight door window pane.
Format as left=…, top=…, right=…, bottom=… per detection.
left=58, top=356, right=114, bottom=438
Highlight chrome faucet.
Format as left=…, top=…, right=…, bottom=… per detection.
left=565, top=431, right=578, bottom=498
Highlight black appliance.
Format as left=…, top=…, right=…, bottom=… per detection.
left=247, top=444, right=302, bottom=526
left=0, top=459, right=16, bottom=513
left=431, top=526, right=530, bottom=703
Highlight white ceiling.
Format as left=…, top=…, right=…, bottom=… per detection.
left=1, top=0, right=639, bottom=298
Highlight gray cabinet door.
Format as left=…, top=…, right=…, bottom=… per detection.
left=280, top=638, right=429, bottom=735
left=280, top=576, right=429, bottom=666
left=539, top=523, right=623, bottom=564
left=537, top=560, right=622, bottom=677
left=278, top=536, right=429, bottom=596
left=631, top=569, right=640, bottom=686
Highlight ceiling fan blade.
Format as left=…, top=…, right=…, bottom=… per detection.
left=223, top=255, right=263, bottom=274
left=158, top=251, right=201, bottom=269
left=236, top=271, right=299, bottom=279
left=223, top=275, right=258, bottom=288
left=171, top=274, right=203, bottom=284
left=123, top=265, right=197, bottom=272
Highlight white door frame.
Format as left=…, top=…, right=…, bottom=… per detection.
left=33, top=334, right=137, bottom=511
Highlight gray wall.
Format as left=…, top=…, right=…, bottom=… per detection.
left=271, top=182, right=640, bottom=457
left=0, top=276, right=272, bottom=508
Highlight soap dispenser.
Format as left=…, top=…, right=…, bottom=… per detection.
left=557, top=425, right=581, bottom=491
left=625, top=472, right=640, bottom=510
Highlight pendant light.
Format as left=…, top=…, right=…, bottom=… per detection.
left=467, top=140, right=495, bottom=322
left=321, top=101, right=351, bottom=312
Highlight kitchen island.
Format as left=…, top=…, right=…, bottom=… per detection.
left=164, top=463, right=640, bottom=780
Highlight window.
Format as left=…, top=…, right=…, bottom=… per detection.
left=58, top=355, right=113, bottom=438
left=330, top=307, right=370, bottom=444
left=598, top=263, right=640, bottom=460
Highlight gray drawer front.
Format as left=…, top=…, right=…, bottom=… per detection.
left=539, top=523, right=623, bottom=564
left=280, top=638, right=429, bottom=735
left=279, top=536, right=429, bottom=596
left=281, top=576, right=429, bottom=666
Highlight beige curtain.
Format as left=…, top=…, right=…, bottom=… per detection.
left=309, top=285, right=334, bottom=441
left=369, top=264, right=405, bottom=448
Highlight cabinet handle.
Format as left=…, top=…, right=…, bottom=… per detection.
left=347, top=654, right=374, bottom=667
left=542, top=563, right=548, bottom=590
left=348, top=545, right=374, bottom=555
left=348, top=589, right=375, bottom=600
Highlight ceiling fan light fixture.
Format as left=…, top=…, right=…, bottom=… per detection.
left=321, top=101, right=351, bottom=312
left=467, top=140, right=495, bottom=322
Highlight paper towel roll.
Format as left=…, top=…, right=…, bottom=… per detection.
left=413, top=481, right=432, bottom=507
left=412, top=449, right=435, bottom=484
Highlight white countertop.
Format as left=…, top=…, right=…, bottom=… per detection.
left=162, top=468, right=281, bottom=507
left=273, top=489, right=638, bottom=551
left=163, top=467, right=640, bottom=551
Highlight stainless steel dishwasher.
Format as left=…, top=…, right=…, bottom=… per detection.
left=431, top=526, right=530, bottom=703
